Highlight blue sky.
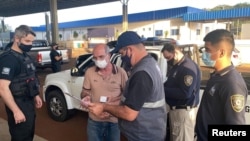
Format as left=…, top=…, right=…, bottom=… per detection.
left=2, top=0, right=250, bottom=30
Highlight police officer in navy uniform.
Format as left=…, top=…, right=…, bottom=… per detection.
left=50, top=42, right=62, bottom=73
left=0, top=25, right=43, bottom=141
left=195, top=29, right=248, bottom=141
left=162, top=43, right=201, bottom=141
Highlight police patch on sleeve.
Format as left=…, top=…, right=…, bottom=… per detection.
left=231, top=94, right=245, bottom=112
left=1, top=67, right=10, bottom=75
left=184, top=75, right=193, bottom=86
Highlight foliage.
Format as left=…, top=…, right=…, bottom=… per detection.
left=59, top=34, right=62, bottom=40
left=0, top=25, right=11, bottom=32
left=209, top=2, right=250, bottom=11
left=164, top=30, right=168, bottom=38
left=82, top=34, right=87, bottom=40
left=73, top=31, right=78, bottom=39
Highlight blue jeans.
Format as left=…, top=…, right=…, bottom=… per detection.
left=87, top=118, right=120, bottom=141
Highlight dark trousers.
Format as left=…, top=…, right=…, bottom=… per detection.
left=51, top=62, right=61, bottom=73
left=5, top=97, right=36, bottom=141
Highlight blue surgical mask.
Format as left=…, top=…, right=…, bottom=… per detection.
left=202, top=52, right=216, bottom=67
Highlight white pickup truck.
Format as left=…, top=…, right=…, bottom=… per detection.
left=42, top=44, right=250, bottom=124
left=28, top=39, right=69, bottom=69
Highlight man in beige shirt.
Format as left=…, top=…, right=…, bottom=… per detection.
left=80, top=43, right=128, bottom=141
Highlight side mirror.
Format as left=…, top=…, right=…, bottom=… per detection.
left=70, top=67, right=84, bottom=76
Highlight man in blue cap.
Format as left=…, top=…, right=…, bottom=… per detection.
left=88, top=31, right=167, bottom=141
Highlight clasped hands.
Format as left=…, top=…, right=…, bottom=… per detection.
left=80, top=96, right=111, bottom=119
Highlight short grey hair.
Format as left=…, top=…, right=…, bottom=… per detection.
left=104, top=45, right=110, bottom=54
left=14, top=25, right=36, bottom=38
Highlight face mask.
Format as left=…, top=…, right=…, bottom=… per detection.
left=202, top=52, right=216, bottom=67
left=121, top=55, right=132, bottom=71
left=121, top=50, right=132, bottom=68
left=18, top=43, right=32, bottom=52
left=55, top=47, right=59, bottom=50
left=94, top=59, right=108, bottom=69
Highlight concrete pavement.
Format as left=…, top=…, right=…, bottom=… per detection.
left=0, top=118, right=48, bottom=141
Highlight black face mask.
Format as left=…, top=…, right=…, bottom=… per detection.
left=121, top=49, right=133, bottom=70
left=167, top=58, right=175, bottom=66
left=121, top=55, right=132, bottom=71
left=55, top=47, right=59, bottom=50
left=19, top=43, right=32, bottom=52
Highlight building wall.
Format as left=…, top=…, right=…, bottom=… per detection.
left=241, top=24, right=250, bottom=39
left=33, top=19, right=228, bottom=43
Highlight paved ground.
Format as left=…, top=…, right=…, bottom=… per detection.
left=0, top=118, right=47, bottom=141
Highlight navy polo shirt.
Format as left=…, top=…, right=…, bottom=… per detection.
left=164, top=56, right=201, bottom=107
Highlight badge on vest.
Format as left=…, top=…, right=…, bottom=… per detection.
left=1, top=67, right=10, bottom=75
left=184, top=75, right=193, bottom=86
left=231, top=94, right=245, bottom=112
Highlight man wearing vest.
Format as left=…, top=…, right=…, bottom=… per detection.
left=88, top=31, right=167, bottom=141
left=0, top=25, right=43, bottom=141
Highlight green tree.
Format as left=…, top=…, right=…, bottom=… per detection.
left=0, top=24, right=11, bottom=32
left=164, top=30, right=168, bottom=38
left=59, top=34, right=62, bottom=40
left=73, top=31, right=78, bottom=39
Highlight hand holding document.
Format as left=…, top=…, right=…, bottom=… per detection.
left=81, top=95, right=91, bottom=107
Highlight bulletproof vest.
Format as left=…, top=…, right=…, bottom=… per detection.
left=0, top=50, right=39, bottom=97
left=119, top=55, right=167, bottom=141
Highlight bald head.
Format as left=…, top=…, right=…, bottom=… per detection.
left=92, top=43, right=111, bottom=65
left=93, top=43, right=110, bottom=54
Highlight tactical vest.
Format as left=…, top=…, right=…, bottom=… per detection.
left=0, top=50, right=39, bottom=97
left=119, top=55, right=167, bottom=141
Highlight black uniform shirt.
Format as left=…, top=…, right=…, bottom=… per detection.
left=195, top=65, right=248, bottom=141
left=0, top=52, right=21, bottom=81
left=164, top=56, right=201, bottom=107
left=123, top=71, right=153, bottom=111
left=50, top=49, right=61, bottom=63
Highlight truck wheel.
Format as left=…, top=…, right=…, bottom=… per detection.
left=46, top=90, right=72, bottom=122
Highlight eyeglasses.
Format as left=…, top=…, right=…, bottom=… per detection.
left=92, top=55, right=107, bottom=61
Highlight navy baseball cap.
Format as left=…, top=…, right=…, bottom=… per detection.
left=114, top=31, right=143, bottom=52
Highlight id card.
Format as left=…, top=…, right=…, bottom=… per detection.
left=100, top=96, right=108, bottom=103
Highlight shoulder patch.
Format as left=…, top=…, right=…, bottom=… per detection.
left=231, top=94, right=245, bottom=112
left=1, top=67, right=10, bottom=75
left=184, top=75, right=193, bottom=86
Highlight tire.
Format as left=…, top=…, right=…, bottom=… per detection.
left=46, top=90, right=74, bottom=122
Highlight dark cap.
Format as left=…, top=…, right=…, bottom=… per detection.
left=50, top=42, right=58, bottom=47
left=115, top=31, right=142, bottom=51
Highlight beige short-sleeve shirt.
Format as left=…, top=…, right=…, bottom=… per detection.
left=83, top=64, right=128, bottom=123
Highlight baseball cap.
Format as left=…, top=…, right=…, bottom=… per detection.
left=114, top=31, right=142, bottom=52
left=50, top=42, right=58, bottom=47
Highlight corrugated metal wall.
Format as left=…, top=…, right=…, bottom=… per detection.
left=183, top=7, right=250, bottom=22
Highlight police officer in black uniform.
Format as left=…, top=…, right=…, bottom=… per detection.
left=162, top=43, right=201, bottom=141
left=50, top=42, right=62, bottom=73
left=195, top=29, right=248, bottom=141
left=0, top=25, right=43, bottom=141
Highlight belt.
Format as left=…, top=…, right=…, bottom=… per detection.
left=170, top=105, right=197, bottom=110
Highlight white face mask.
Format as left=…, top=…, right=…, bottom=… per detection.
left=94, top=59, right=108, bottom=69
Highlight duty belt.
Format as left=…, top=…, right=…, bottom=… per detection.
left=170, top=105, right=197, bottom=110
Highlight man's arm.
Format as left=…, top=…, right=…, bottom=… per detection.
left=0, top=79, right=26, bottom=123
left=88, top=102, right=139, bottom=121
